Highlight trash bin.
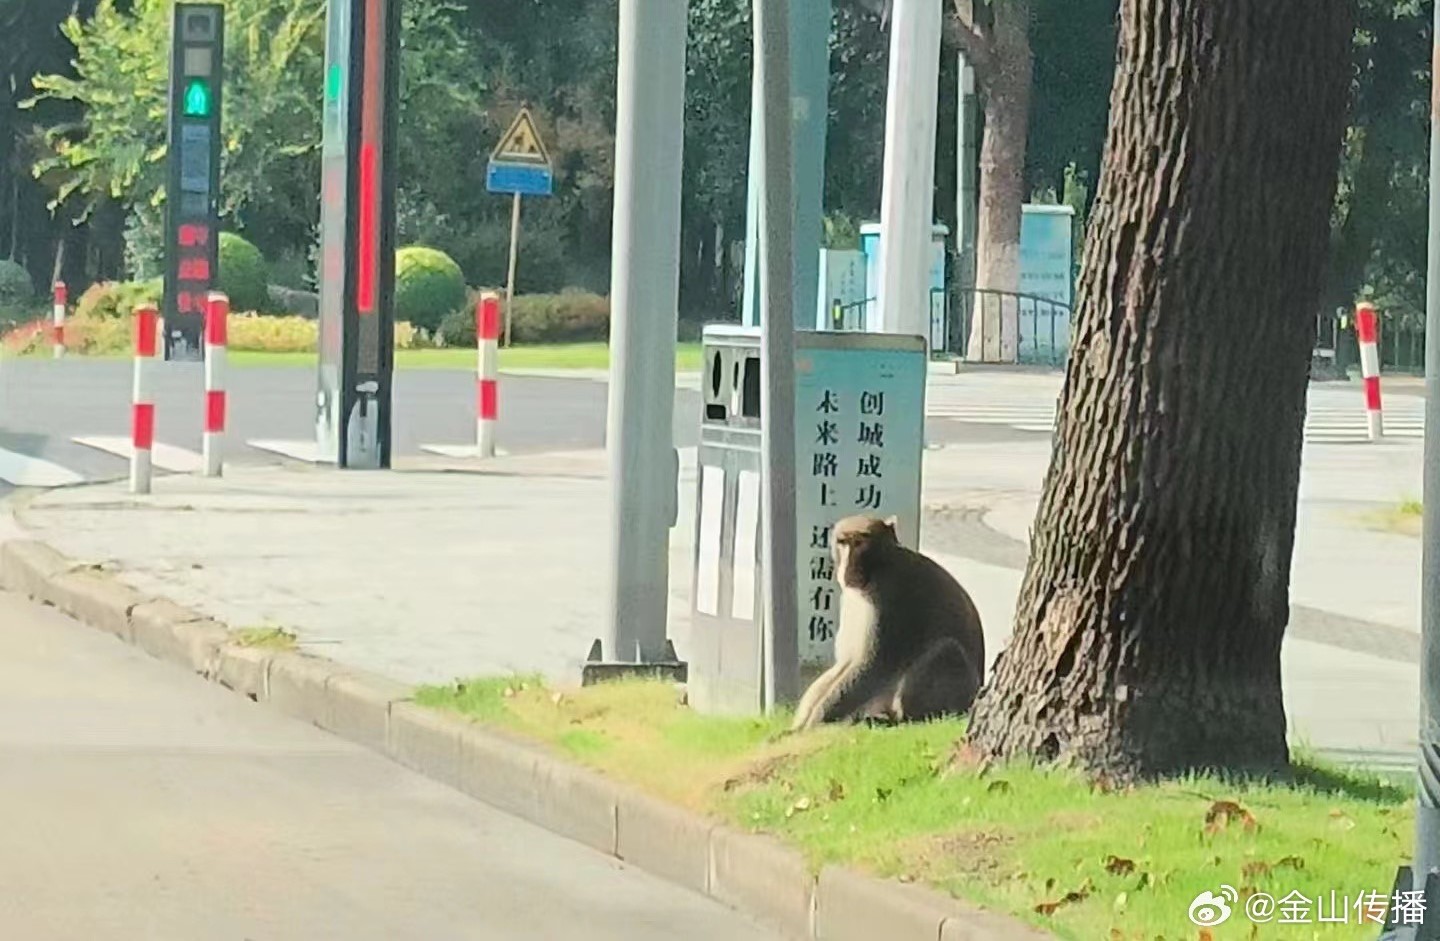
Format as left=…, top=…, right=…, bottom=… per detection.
left=688, top=324, right=928, bottom=716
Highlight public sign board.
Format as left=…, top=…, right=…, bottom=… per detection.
left=164, top=3, right=224, bottom=361
left=792, top=332, right=926, bottom=666
left=486, top=108, right=554, bottom=196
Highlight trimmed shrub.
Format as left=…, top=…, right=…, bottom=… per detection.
left=0, top=260, right=34, bottom=320
left=224, top=315, right=421, bottom=354
left=437, top=288, right=610, bottom=347
left=218, top=232, right=270, bottom=313
left=74, top=279, right=164, bottom=321
left=395, top=246, right=467, bottom=333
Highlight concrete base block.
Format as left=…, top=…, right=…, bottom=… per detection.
left=816, top=867, right=949, bottom=941
left=709, top=828, right=815, bottom=941
left=215, top=644, right=273, bottom=701
left=616, top=786, right=713, bottom=896
left=268, top=653, right=338, bottom=727
left=324, top=670, right=411, bottom=754
left=457, top=724, right=542, bottom=821
left=532, top=755, right=618, bottom=856
left=0, top=540, right=72, bottom=599
left=387, top=702, right=465, bottom=789
left=48, top=571, right=142, bottom=640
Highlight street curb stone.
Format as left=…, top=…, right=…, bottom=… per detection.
left=268, top=651, right=338, bottom=727
left=387, top=701, right=464, bottom=789
left=0, top=539, right=73, bottom=599
left=616, top=786, right=713, bottom=896
left=324, top=669, right=412, bottom=754
left=216, top=644, right=273, bottom=701
left=1, top=537, right=1053, bottom=941
left=710, top=829, right=816, bottom=941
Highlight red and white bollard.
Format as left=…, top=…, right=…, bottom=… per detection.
left=130, top=304, right=158, bottom=495
left=51, top=281, right=66, bottom=359
left=476, top=291, right=500, bottom=458
left=203, top=292, right=228, bottom=477
left=1356, top=301, right=1384, bottom=441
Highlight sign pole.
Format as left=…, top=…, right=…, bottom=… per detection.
left=755, top=0, right=800, bottom=711
left=506, top=191, right=521, bottom=348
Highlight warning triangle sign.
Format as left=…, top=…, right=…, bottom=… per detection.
left=491, top=108, right=551, bottom=166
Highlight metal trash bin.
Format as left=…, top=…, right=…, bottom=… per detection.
left=688, top=324, right=928, bottom=716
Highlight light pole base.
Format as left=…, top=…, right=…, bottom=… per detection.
left=581, top=638, right=688, bottom=687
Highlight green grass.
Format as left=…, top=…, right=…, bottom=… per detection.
left=415, top=675, right=1414, bottom=941
left=230, top=625, right=299, bottom=650
left=227, top=342, right=703, bottom=372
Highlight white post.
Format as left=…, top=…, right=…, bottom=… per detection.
left=203, top=292, right=228, bottom=477
left=876, top=0, right=944, bottom=347
left=130, top=304, right=158, bottom=495
left=599, top=0, right=688, bottom=664
left=477, top=291, right=500, bottom=458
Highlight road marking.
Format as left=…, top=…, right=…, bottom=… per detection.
left=72, top=435, right=204, bottom=473
left=247, top=439, right=327, bottom=463
left=0, top=447, right=85, bottom=487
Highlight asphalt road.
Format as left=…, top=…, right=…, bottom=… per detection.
left=0, top=358, right=1003, bottom=495
left=0, top=588, right=782, bottom=941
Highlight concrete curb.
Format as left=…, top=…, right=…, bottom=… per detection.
left=0, top=537, right=1053, bottom=941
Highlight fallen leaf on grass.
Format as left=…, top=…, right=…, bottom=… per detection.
left=550, top=692, right=565, bottom=706
left=987, top=780, right=1012, bottom=794
left=502, top=686, right=516, bottom=699
left=784, top=796, right=812, bottom=819
left=1204, top=800, right=1257, bottom=834
left=827, top=779, right=846, bottom=802
left=1275, top=855, right=1305, bottom=871
left=1199, top=929, right=1214, bottom=941
left=1104, top=856, right=1136, bottom=876
left=1241, top=860, right=1270, bottom=881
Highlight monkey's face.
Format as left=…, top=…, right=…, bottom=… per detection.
left=831, top=515, right=899, bottom=586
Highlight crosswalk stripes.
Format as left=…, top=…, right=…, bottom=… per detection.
left=924, top=394, right=1428, bottom=443
left=0, top=447, right=85, bottom=488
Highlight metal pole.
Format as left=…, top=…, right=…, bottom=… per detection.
left=1413, top=0, right=1440, bottom=885
left=597, top=0, right=687, bottom=666
left=877, top=0, right=944, bottom=345
left=505, top=192, right=521, bottom=348
left=755, top=0, right=800, bottom=711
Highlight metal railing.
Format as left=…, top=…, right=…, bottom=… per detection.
left=946, top=287, right=1073, bottom=367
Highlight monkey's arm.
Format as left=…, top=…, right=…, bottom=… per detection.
left=792, top=662, right=847, bottom=730
left=812, top=658, right=896, bottom=725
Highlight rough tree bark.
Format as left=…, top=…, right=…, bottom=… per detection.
left=964, top=0, right=1354, bottom=781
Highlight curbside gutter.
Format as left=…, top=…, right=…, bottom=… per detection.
left=0, top=537, right=1053, bottom=941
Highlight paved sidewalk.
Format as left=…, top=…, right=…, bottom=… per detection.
left=6, top=432, right=1425, bottom=769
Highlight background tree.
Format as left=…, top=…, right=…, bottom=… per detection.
left=964, top=0, right=1354, bottom=779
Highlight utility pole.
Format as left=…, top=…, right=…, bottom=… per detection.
left=956, top=51, right=979, bottom=294
left=740, top=1, right=830, bottom=331
left=590, top=0, right=688, bottom=674
left=1381, top=3, right=1440, bottom=936
left=876, top=0, right=944, bottom=346
left=754, top=0, right=800, bottom=710
left=1416, top=0, right=1440, bottom=885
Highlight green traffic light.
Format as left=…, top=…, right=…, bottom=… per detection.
left=183, top=79, right=212, bottom=118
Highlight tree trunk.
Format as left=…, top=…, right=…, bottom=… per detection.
left=966, top=0, right=1031, bottom=364
left=964, top=0, right=1353, bottom=781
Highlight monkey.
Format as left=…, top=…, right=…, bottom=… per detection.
left=790, top=514, right=986, bottom=731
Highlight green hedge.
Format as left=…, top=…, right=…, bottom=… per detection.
left=395, top=246, right=467, bottom=333
left=218, top=232, right=270, bottom=313
left=0, top=260, right=34, bottom=324
left=74, top=278, right=164, bottom=320
left=437, top=288, right=610, bottom=346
